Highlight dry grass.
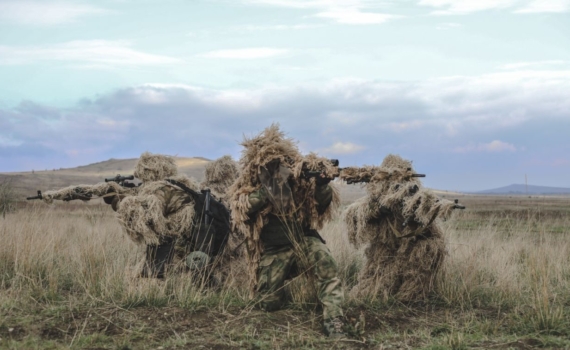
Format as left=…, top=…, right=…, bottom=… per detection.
left=1, top=195, right=570, bottom=349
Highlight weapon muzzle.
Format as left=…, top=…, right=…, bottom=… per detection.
left=454, top=199, right=466, bottom=209
left=26, top=190, right=42, bottom=200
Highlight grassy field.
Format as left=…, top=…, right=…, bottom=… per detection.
left=1, top=194, right=570, bottom=349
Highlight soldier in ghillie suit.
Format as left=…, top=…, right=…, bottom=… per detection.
left=228, top=124, right=346, bottom=338
left=117, top=152, right=230, bottom=281
left=341, top=154, right=464, bottom=301
left=201, top=155, right=240, bottom=204
left=35, top=152, right=231, bottom=281
left=200, top=155, right=246, bottom=284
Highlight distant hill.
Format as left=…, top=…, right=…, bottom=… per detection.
left=1, top=157, right=462, bottom=203
left=0, top=157, right=210, bottom=198
left=477, top=184, right=570, bottom=195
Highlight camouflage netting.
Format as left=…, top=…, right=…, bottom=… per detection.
left=341, top=154, right=458, bottom=301
left=201, top=155, right=240, bottom=200
left=227, top=124, right=340, bottom=295
left=134, top=151, right=178, bottom=182
left=42, top=181, right=136, bottom=204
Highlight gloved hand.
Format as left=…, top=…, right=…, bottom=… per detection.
left=315, top=174, right=332, bottom=186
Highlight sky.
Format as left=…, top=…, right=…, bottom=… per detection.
left=0, top=0, right=569, bottom=191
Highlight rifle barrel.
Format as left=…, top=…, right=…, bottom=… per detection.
left=26, top=190, right=42, bottom=200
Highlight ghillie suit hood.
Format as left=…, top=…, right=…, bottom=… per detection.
left=201, top=155, right=240, bottom=201
left=341, top=154, right=459, bottom=301
left=134, top=151, right=178, bottom=182
left=228, top=124, right=340, bottom=295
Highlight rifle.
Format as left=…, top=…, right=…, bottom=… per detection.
left=105, top=174, right=138, bottom=188
left=26, top=177, right=137, bottom=203
left=453, top=199, right=466, bottom=210
left=164, top=179, right=229, bottom=228
left=26, top=188, right=92, bottom=201
left=341, top=167, right=426, bottom=185
left=26, top=190, right=42, bottom=200
left=165, top=179, right=230, bottom=256
left=301, top=159, right=341, bottom=185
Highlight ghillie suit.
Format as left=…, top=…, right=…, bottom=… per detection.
left=228, top=124, right=345, bottom=336
left=117, top=152, right=230, bottom=280
left=34, top=152, right=230, bottom=281
left=39, top=179, right=138, bottom=210
left=341, top=154, right=462, bottom=301
left=201, top=155, right=240, bottom=202
left=200, top=155, right=245, bottom=283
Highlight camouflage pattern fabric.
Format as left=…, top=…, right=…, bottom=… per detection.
left=256, top=236, right=344, bottom=321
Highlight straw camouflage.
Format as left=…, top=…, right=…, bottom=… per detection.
left=228, top=124, right=345, bottom=336
left=341, top=154, right=460, bottom=301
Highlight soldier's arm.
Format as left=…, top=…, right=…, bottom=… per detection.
left=247, top=187, right=269, bottom=216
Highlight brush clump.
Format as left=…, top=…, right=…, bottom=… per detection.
left=341, top=154, right=458, bottom=301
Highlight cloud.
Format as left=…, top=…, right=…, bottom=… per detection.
left=241, top=0, right=380, bottom=9
left=0, top=135, right=22, bottom=147
left=240, top=0, right=399, bottom=24
left=418, top=0, right=517, bottom=14
left=0, top=1, right=107, bottom=25
left=0, top=40, right=181, bottom=67
left=501, top=61, right=567, bottom=70
left=237, top=24, right=324, bottom=31
left=320, top=142, right=365, bottom=155
left=515, top=0, right=570, bottom=13
left=418, top=0, right=570, bottom=14
left=315, top=9, right=399, bottom=24
left=454, top=140, right=517, bottom=153
left=384, top=120, right=425, bottom=132
left=1, top=69, right=569, bottom=188
left=436, top=22, right=461, bottom=30
left=198, top=48, right=289, bottom=59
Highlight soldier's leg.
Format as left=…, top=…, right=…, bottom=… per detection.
left=304, top=236, right=344, bottom=321
left=256, top=247, right=296, bottom=312
left=141, top=236, right=176, bottom=279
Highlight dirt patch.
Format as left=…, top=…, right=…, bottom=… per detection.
left=0, top=325, right=27, bottom=341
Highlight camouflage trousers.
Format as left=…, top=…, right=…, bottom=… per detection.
left=256, top=236, right=344, bottom=321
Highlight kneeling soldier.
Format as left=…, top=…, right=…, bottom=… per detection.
left=229, top=124, right=345, bottom=337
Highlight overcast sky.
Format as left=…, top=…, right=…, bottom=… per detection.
left=0, top=0, right=569, bottom=191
